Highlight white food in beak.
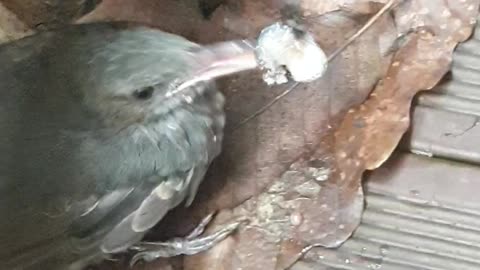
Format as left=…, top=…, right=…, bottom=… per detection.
left=256, top=22, right=328, bottom=85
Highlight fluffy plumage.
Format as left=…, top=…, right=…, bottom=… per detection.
left=0, top=22, right=225, bottom=270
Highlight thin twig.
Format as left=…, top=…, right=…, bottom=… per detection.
left=233, top=0, right=397, bottom=131
left=233, top=82, right=300, bottom=129
left=283, top=244, right=325, bottom=270
left=327, top=0, right=397, bottom=61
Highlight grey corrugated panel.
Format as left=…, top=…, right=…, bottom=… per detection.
left=449, top=65, right=480, bottom=85
left=361, top=208, right=480, bottom=248
left=360, top=154, right=480, bottom=269
left=452, top=50, right=480, bottom=70
left=307, top=154, right=480, bottom=270
left=416, top=93, right=480, bottom=116
left=364, top=196, right=480, bottom=232
left=455, top=39, right=480, bottom=55
left=366, top=154, right=480, bottom=222
left=433, top=80, right=480, bottom=100
left=404, top=106, right=480, bottom=163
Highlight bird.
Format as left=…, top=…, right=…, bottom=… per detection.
left=0, top=21, right=239, bottom=270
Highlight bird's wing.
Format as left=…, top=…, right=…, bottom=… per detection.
left=133, top=168, right=195, bottom=232
left=99, top=165, right=210, bottom=253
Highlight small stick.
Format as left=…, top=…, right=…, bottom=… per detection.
left=327, top=0, right=397, bottom=62
left=234, top=0, right=398, bottom=130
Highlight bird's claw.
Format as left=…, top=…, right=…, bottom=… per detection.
left=129, top=213, right=242, bottom=267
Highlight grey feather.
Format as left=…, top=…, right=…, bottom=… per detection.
left=0, top=22, right=224, bottom=270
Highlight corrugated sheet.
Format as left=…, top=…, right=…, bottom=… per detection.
left=298, top=18, right=480, bottom=270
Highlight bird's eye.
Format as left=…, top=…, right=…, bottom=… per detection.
left=133, top=86, right=155, bottom=100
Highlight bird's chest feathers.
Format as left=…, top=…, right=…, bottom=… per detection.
left=82, top=107, right=217, bottom=181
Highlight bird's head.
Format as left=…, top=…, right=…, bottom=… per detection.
left=47, top=22, right=222, bottom=129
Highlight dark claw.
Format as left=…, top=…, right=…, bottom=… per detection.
left=130, top=251, right=156, bottom=268
left=186, top=212, right=215, bottom=239
left=129, top=218, right=242, bottom=266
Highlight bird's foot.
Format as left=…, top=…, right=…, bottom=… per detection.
left=129, top=212, right=241, bottom=266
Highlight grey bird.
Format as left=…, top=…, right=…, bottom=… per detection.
left=0, top=22, right=255, bottom=270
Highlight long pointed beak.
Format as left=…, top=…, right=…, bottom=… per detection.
left=167, top=23, right=328, bottom=97
left=169, top=40, right=259, bottom=95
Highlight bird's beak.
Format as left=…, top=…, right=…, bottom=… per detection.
left=168, top=22, right=327, bottom=97
left=171, top=40, right=259, bottom=93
